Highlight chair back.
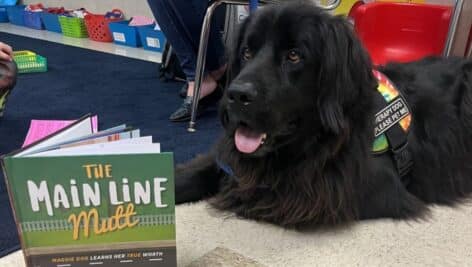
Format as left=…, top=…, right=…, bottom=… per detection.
left=350, top=2, right=452, bottom=65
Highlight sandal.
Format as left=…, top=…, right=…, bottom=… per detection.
left=169, top=85, right=223, bottom=122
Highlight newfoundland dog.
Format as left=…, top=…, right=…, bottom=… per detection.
left=176, top=1, right=472, bottom=227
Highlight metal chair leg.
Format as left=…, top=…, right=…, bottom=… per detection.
left=188, top=0, right=224, bottom=132
left=444, top=0, right=464, bottom=56
left=164, top=46, right=173, bottom=67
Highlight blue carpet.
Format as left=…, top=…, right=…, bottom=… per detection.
left=0, top=32, right=221, bottom=257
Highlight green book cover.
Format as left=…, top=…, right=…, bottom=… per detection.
left=2, top=153, right=176, bottom=267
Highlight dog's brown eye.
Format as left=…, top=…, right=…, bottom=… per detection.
left=242, top=47, right=252, bottom=61
left=287, top=50, right=300, bottom=63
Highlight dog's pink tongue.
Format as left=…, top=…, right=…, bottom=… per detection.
left=235, top=127, right=264, bottom=154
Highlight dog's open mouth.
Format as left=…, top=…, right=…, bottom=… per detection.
left=234, top=125, right=267, bottom=154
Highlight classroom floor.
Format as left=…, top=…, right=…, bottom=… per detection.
left=0, top=23, right=162, bottom=63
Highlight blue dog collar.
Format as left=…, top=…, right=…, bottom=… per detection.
left=215, top=157, right=270, bottom=189
left=215, top=157, right=236, bottom=178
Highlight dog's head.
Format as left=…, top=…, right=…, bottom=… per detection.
left=220, top=1, right=377, bottom=157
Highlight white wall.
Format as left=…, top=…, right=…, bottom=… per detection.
left=19, top=0, right=155, bottom=19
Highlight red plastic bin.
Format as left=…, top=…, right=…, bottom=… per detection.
left=84, top=9, right=123, bottom=42
left=350, top=2, right=452, bottom=66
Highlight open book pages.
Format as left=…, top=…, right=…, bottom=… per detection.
left=15, top=115, right=158, bottom=158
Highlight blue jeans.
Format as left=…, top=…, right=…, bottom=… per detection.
left=147, top=0, right=226, bottom=81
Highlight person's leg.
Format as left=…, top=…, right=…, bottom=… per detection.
left=162, top=0, right=226, bottom=87
left=147, top=0, right=197, bottom=81
left=148, top=0, right=226, bottom=82
left=147, top=0, right=226, bottom=121
left=181, top=0, right=226, bottom=76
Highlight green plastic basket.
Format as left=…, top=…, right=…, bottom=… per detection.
left=14, top=52, right=48, bottom=74
left=59, top=16, right=88, bottom=38
left=12, top=50, right=36, bottom=60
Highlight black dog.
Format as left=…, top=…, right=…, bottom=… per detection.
left=176, top=1, right=472, bottom=227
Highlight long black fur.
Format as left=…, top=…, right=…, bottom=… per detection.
left=175, top=1, right=472, bottom=227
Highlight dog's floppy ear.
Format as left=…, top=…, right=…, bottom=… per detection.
left=317, top=16, right=375, bottom=135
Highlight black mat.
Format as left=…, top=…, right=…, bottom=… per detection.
left=0, top=32, right=221, bottom=257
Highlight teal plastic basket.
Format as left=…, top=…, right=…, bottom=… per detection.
left=13, top=51, right=48, bottom=73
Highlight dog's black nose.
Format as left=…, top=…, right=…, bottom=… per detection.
left=227, top=82, right=257, bottom=106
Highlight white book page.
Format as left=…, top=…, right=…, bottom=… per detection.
left=28, top=126, right=133, bottom=155
left=25, top=137, right=157, bottom=157
left=24, top=144, right=160, bottom=157
left=15, top=118, right=93, bottom=158
left=50, top=124, right=130, bottom=146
